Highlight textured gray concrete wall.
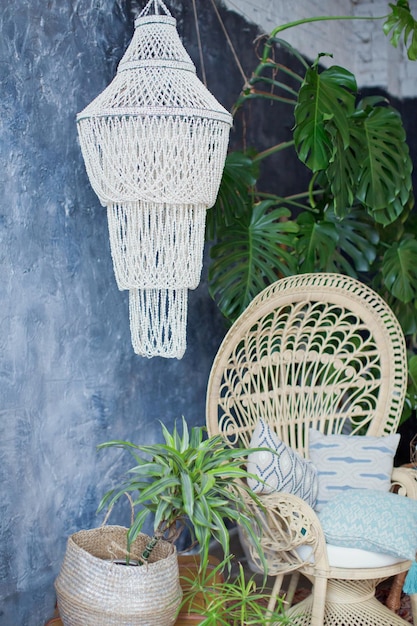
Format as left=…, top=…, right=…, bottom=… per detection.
left=0, top=1, right=232, bottom=624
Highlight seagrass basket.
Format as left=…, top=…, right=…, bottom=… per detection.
left=55, top=525, right=182, bottom=626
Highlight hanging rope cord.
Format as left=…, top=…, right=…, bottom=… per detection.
left=192, top=0, right=247, bottom=87
left=139, top=0, right=247, bottom=88
left=139, top=0, right=170, bottom=17
left=191, top=0, right=207, bottom=86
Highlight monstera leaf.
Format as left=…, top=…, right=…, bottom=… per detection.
left=406, top=355, right=417, bottom=409
left=383, top=0, right=417, bottom=60
left=326, top=119, right=363, bottom=218
left=208, top=201, right=298, bottom=322
left=295, top=211, right=338, bottom=273
left=294, top=58, right=413, bottom=227
left=354, top=103, right=413, bottom=225
left=389, top=299, right=417, bottom=336
left=207, top=10, right=416, bottom=389
left=294, top=64, right=356, bottom=172
left=325, top=207, right=379, bottom=273
left=296, top=206, right=379, bottom=275
left=382, top=237, right=417, bottom=303
left=207, top=151, right=259, bottom=239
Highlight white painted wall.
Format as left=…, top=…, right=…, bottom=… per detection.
left=222, top=0, right=417, bottom=98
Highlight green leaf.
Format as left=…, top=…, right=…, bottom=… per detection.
left=137, top=443, right=187, bottom=471
left=180, top=471, right=194, bottom=519
left=207, top=151, right=259, bottom=239
left=294, top=64, right=357, bottom=172
left=407, top=354, right=417, bottom=407
left=384, top=1, right=417, bottom=60
left=197, top=475, right=215, bottom=498
left=355, top=104, right=412, bottom=225
left=126, top=508, right=150, bottom=548
left=296, top=211, right=338, bottom=273
left=325, top=206, right=379, bottom=273
left=209, top=200, right=298, bottom=322
left=392, top=299, right=417, bottom=335
left=99, top=418, right=267, bottom=567
left=382, top=237, right=417, bottom=303
left=209, top=509, right=230, bottom=557
left=326, top=125, right=357, bottom=218
left=189, top=423, right=204, bottom=449
left=153, top=498, right=174, bottom=532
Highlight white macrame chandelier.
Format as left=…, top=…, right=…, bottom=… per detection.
left=76, top=0, right=232, bottom=358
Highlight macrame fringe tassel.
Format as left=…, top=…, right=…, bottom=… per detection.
left=403, top=560, right=417, bottom=595
left=107, top=202, right=206, bottom=290
left=129, top=288, right=187, bottom=359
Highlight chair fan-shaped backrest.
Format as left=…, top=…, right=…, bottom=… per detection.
left=206, top=274, right=407, bottom=457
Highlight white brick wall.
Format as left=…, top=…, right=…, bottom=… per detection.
left=222, top=0, right=417, bottom=97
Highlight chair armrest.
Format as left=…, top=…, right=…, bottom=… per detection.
left=241, top=491, right=329, bottom=577
left=391, top=466, right=417, bottom=499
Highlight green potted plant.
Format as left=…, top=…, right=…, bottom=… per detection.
left=97, top=417, right=267, bottom=569
left=55, top=418, right=271, bottom=626
left=207, top=0, right=417, bottom=424
left=180, top=555, right=294, bottom=625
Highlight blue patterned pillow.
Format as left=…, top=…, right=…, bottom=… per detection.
left=247, top=418, right=318, bottom=508
left=319, top=488, right=417, bottom=561
left=309, top=430, right=400, bottom=511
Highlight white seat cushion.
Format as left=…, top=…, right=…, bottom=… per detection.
left=296, top=543, right=405, bottom=568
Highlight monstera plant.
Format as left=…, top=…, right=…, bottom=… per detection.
left=207, top=1, right=417, bottom=422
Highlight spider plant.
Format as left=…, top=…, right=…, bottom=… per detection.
left=180, top=555, right=293, bottom=625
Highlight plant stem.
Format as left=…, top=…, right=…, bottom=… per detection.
left=256, top=189, right=321, bottom=210
left=232, top=91, right=296, bottom=114
left=253, top=140, right=295, bottom=162
left=262, top=13, right=387, bottom=63
left=138, top=535, right=159, bottom=566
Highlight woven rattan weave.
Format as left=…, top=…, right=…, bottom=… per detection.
left=206, top=273, right=417, bottom=626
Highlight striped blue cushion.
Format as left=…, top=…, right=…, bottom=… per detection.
left=309, top=429, right=400, bottom=511
left=247, top=418, right=318, bottom=508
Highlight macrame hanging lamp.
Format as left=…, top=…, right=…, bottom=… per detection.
left=76, top=0, right=232, bottom=358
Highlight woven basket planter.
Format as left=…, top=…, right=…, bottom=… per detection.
left=55, top=526, right=182, bottom=626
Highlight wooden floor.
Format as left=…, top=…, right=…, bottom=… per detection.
left=46, top=528, right=409, bottom=625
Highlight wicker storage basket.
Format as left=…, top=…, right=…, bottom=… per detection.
left=55, top=525, right=182, bottom=626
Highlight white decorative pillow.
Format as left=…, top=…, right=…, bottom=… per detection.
left=309, top=429, right=400, bottom=511
left=247, top=418, right=318, bottom=508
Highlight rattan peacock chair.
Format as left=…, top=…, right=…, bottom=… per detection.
left=206, top=273, right=417, bottom=626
